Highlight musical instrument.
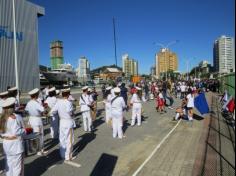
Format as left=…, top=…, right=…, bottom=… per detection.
left=23, top=132, right=40, bottom=156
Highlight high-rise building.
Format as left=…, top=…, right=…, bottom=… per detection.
left=0, top=0, right=44, bottom=92
left=78, top=56, right=90, bottom=80
left=213, top=35, right=235, bottom=73
left=122, top=54, right=138, bottom=77
left=50, top=40, right=64, bottom=69
left=155, top=48, right=178, bottom=78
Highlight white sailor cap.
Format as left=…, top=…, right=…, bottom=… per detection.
left=56, top=90, right=60, bottom=95
left=61, top=88, right=70, bottom=93
left=106, top=86, right=112, bottom=90
left=49, top=87, right=56, bottom=92
left=2, top=97, right=16, bottom=108
left=0, top=91, right=8, bottom=96
left=82, top=86, right=88, bottom=90
left=28, top=88, right=40, bottom=95
left=136, top=87, right=142, bottom=91
left=114, top=87, right=121, bottom=93
left=8, top=87, right=17, bottom=91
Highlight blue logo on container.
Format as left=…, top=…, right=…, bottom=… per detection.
left=0, top=26, right=23, bottom=41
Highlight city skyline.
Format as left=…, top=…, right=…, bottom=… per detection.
left=29, top=0, right=235, bottom=74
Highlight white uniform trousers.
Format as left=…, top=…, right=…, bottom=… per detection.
left=105, top=105, right=111, bottom=123
left=131, top=103, right=142, bottom=126
left=59, top=124, right=74, bottom=160
left=50, top=115, right=59, bottom=139
left=82, top=111, right=92, bottom=132
left=112, top=117, right=123, bottom=139
left=5, top=153, right=24, bottom=176
left=175, top=113, right=180, bottom=120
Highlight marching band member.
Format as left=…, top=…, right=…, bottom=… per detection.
left=88, top=88, right=96, bottom=122
left=25, top=88, right=47, bottom=156
left=79, top=86, right=93, bottom=132
left=45, top=87, right=59, bottom=139
left=130, top=87, right=143, bottom=126
left=7, top=87, right=20, bottom=111
left=0, top=97, right=25, bottom=176
left=111, top=87, right=126, bottom=139
left=0, top=91, right=8, bottom=114
left=104, top=87, right=112, bottom=124
left=50, top=88, right=76, bottom=161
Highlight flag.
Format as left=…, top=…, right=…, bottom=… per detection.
left=223, top=96, right=233, bottom=110
left=194, top=93, right=209, bottom=115
left=226, top=98, right=235, bottom=113
left=222, top=91, right=229, bottom=103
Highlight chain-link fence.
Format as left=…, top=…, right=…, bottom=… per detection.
left=200, top=95, right=235, bottom=176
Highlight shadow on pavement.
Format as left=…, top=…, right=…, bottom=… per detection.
left=44, top=139, right=59, bottom=151
left=24, top=149, right=62, bottom=176
left=193, top=113, right=204, bottom=121
left=96, top=108, right=105, bottom=117
left=90, top=153, right=118, bottom=176
left=123, top=119, right=130, bottom=134
left=93, top=117, right=105, bottom=129
left=73, top=132, right=96, bottom=156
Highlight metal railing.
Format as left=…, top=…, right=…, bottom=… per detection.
left=200, top=95, right=235, bottom=176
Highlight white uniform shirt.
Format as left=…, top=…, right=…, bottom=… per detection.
left=111, top=96, right=126, bottom=119
left=130, top=94, right=142, bottom=104
left=51, top=99, right=73, bottom=120
left=79, top=94, right=91, bottom=112
left=45, top=96, right=57, bottom=109
left=25, top=100, right=44, bottom=117
left=51, top=99, right=75, bottom=128
left=186, top=94, right=195, bottom=108
left=111, top=89, right=115, bottom=98
left=2, top=114, right=25, bottom=155
left=68, top=94, right=75, bottom=102
left=106, top=94, right=112, bottom=106
left=180, top=85, right=186, bottom=92
left=0, top=98, right=6, bottom=114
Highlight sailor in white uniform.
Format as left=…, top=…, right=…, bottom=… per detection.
left=7, top=87, right=20, bottom=111
left=0, top=97, right=25, bottom=176
left=111, top=87, right=126, bottom=139
left=79, top=86, right=92, bottom=132
left=25, top=88, right=47, bottom=156
left=103, top=87, right=113, bottom=124
left=0, top=91, right=8, bottom=114
left=50, top=88, right=76, bottom=161
left=45, top=87, right=59, bottom=139
left=130, top=87, right=143, bottom=126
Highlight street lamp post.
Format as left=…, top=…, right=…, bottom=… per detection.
left=154, top=40, right=179, bottom=80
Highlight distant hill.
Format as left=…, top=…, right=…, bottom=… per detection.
left=91, top=65, right=122, bottom=74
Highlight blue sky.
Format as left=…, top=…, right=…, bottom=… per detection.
left=30, top=0, right=235, bottom=74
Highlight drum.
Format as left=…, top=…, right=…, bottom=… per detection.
left=42, top=116, right=51, bottom=125
left=23, top=132, right=40, bottom=156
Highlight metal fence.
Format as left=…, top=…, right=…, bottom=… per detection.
left=219, top=73, right=235, bottom=97
left=200, top=95, right=235, bottom=176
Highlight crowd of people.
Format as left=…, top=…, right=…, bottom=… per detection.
left=0, top=78, right=222, bottom=175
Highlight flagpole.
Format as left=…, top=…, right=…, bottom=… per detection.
left=12, top=0, right=20, bottom=102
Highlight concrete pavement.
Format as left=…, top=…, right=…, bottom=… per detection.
left=0, top=92, right=219, bottom=176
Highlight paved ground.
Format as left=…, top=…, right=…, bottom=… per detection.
left=0, top=92, right=219, bottom=176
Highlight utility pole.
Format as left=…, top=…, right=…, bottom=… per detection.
left=113, top=17, right=118, bottom=67
left=12, top=0, right=20, bottom=102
